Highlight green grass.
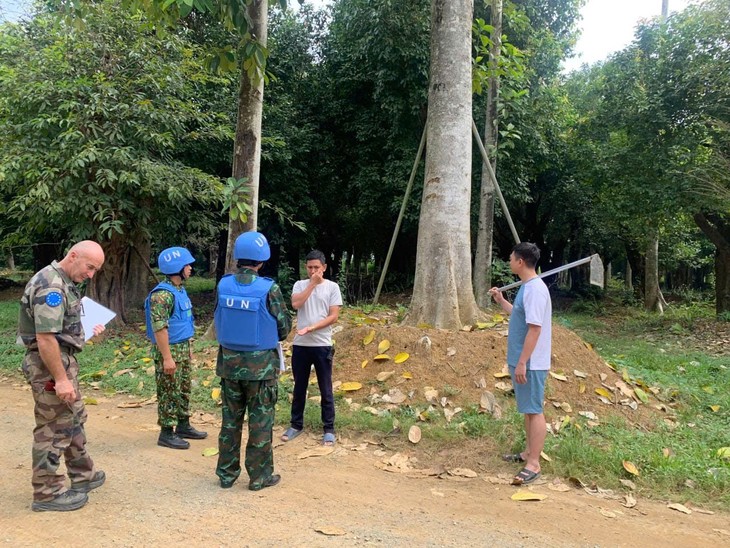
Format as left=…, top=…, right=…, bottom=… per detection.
left=2, top=293, right=729, bottom=509
left=555, top=304, right=730, bottom=508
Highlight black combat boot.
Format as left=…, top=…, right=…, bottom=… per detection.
left=158, top=426, right=190, bottom=449
left=32, top=490, right=88, bottom=512
left=176, top=420, right=208, bottom=440
left=71, top=470, right=106, bottom=493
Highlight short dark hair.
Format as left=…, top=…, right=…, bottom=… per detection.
left=511, top=242, right=541, bottom=269
left=237, top=259, right=262, bottom=268
left=305, top=249, right=326, bottom=265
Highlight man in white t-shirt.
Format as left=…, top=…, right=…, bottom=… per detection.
left=489, top=242, right=552, bottom=486
left=281, top=250, right=343, bottom=446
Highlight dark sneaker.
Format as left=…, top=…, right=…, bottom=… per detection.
left=32, top=490, right=88, bottom=512
left=158, top=428, right=190, bottom=450
left=71, top=470, right=106, bottom=493
left=175, top=422, right=208, bottom=440
left=249, top=474, right=281, bottom=491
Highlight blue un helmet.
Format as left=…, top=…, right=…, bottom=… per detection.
left=158, top=247, right=195, bottom=275
left=234, top=231, right=270, bottom=262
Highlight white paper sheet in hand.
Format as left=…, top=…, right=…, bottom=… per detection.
left=80, top=297, right=117, bottom=341
left=277, top=342, right=286, bottom=372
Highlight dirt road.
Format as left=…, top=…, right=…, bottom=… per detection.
left=0, top=381, right=726, bottom=547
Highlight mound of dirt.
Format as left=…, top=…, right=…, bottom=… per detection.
left=291, top=309, right=663, bottom=430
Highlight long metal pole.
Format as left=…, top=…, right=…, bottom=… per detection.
left=373, top=126, right=428, bottom=305
left=471, top=120, right=520, bottom=244
left=497, top=254, right=601, bottom=291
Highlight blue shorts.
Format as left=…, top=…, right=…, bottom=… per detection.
left=509, top=367, right=548, bottom=414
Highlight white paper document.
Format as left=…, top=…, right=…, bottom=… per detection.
left=277, top=342, right=287, bottom=372
left=80, top=297, right=117, bottom=341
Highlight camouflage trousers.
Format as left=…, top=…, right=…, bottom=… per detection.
left=22, top=351, right=96, bottom=502
left=154, top=355, right=191, bottom=427
left=216, top=378, right=278, bottom=488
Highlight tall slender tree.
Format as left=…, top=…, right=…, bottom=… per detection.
left=474, top=0, right=502, bottom=308
left=406, top=0, right=480, bottom=329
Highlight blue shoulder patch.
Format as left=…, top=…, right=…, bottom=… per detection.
left=45, top=292, right=63, bottom=307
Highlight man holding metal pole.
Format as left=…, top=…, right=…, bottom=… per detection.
left=489, top=242, right=552, bottom=486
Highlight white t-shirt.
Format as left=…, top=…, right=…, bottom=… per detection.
left=292, top=279, right=343, bottom=347
left=506, top=278, right=552, bottom=370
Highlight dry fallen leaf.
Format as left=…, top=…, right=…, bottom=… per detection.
left=377, top=339, right=391, bottom=353
left=298, top=446, right=335, bottom=459
left=540, top=451, right=552, bottom=462
left=361, top=360, right=368, bottom=369
left=448, top=468, right=478, bottom=478
left=622, top=460, right=640, bottom=476
left=547, top=481, right=571, bottom=492
left=622, top=494, right=637, bottom=508
left=424, top=388, right=439, bottom=404
left=394, top=352, right=410, bottom=364
left=363, top=330, right=375, bottom=346
left=211, top=388, right=221, bottom=400
left=600, top=509, right=616, bottom=518
left=549, top=371, right=568, bottom=382
left=376, top=371, right=395, bottom=382
left=619, top=479, right=636, bottom=490
left=202, top=447, right=219, bottom=457
left=408, top=425, right=421, bottom=444
left=595, top=387, right=613, bottom=400
left=667, top=503, right=692, bottom=515
left=573, top=369, right=587, bottom=378
left=717, top=447, right=730, bottom=460
left=340, top=382, right=363, bottom=392
left=373, top=354, right=390, bottom=361
left=568, top=477, right=586, bottom=489
left=511, top=491, right=547, bottom=502
left=315, top=526, right=346, bottom=536
left=493, top=371, right=511, bottom=379
left=401, top=371, right=413, bottom=379
left=480, top=391, right=496, bottom=412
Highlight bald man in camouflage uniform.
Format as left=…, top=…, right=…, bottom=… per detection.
left=18, top=241, right=107, bottom=512
left=214, top=231, right=292, bottom=491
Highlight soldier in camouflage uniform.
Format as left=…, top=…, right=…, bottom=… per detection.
left=144, top=246, right=207, bottom=450
left=18, top=240, right=107, bottom=512
left=214, top=231, right=292, bottom=491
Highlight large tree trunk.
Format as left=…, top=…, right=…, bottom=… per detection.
left=473, top=0, right=502, bottom=308
left=694, top=212, right=730, bottom=315
left=644, top=235, right=664, bottom=313
left=88, top=232, right=150, bottom=324
left=224, top=0, right=268, bottom=273
left=406, top=0, right=479, bottom=329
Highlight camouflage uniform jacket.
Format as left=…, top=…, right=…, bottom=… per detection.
left=148, top=278, right=190, bottom=362
left=18, top=260, right=84, bottom=354
left=216, top=268, right=292, bottom=381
